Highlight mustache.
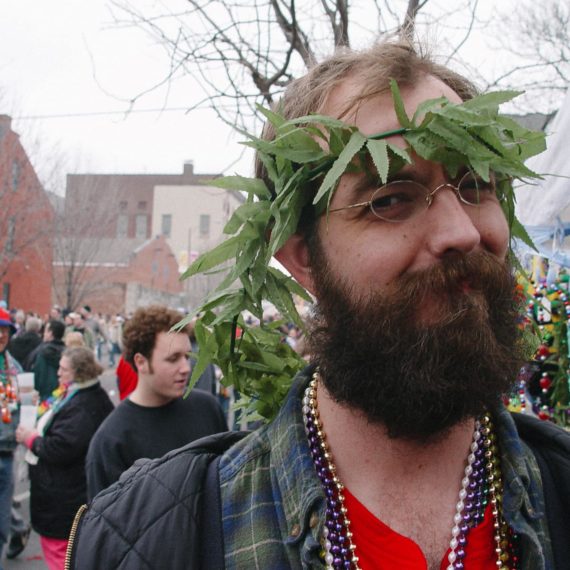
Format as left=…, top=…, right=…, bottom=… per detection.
left=354, top=251, right=514, bottom=315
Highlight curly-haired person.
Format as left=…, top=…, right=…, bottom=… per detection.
left=85, top=305, right=227, bottom=499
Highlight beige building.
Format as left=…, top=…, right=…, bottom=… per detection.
left=152, top=179, right=244, bottom=306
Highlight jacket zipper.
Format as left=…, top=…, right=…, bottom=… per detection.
left=64, top=503, right=87, bottom=570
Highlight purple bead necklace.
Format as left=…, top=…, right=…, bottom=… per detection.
left=302, top=372, right=519, bottom=570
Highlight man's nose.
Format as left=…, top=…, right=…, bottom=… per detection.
left=424, top=187, right=480, bottom=257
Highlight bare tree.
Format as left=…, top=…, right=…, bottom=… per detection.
left=0, top=114, right=54, bottom=283
left=475, top=0, right=570, bottom=113
left=108, top=0, right=474, bottom=131
left=51, top=179, right=125, bottom=310
left=0, top=199, right=53, bottom=283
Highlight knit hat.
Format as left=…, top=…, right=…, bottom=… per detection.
left=0, top=308, right=16, bottom=333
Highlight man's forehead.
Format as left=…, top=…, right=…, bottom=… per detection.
left=321, top=73, right=462, bottom=137
left=155, top=331, right=190, bottom=351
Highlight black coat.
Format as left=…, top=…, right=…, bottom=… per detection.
left=69, top=414, right=570, bottom=569
left=29, top=382, right=114, bottom=538
left=8, top=331, right=41, bottom=370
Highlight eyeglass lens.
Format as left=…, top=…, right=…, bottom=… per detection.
left=369, top=172, right=497, bottom=222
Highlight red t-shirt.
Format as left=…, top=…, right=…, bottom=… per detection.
left=117, top=356, right=138, bottom=400
left=343, top=488, right=497, bottom=569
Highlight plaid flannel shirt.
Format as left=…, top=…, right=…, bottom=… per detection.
left=219, top=366, right=554, bottom=569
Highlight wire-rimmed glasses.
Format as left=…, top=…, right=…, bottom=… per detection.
left=329, top=171, right=499, bottom=223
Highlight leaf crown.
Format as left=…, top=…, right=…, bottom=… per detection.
left=180, top=81, right=546, bottom=421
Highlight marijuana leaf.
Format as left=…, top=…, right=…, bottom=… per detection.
left=181, top=84, right=546, bottom=421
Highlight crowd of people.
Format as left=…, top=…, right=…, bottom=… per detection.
left=0, top=302, right=275, bottom=569
left=2, top=37, right=570, bottom=570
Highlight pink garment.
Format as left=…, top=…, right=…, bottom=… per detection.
left=40, top=535, right=68, bottom=570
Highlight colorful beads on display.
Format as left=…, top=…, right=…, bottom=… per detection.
left=304, top=374, right=519, bottom=570
left=510, top=271, right=570, bottom=427
left=0, top=354, right=18, bottom=424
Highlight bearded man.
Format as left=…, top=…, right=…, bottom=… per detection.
left=69, top=41, right=570, bottom=570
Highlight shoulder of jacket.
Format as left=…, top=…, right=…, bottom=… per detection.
left=82, top=442, right=219, bottom=535
left=511, top=412, right=570, bottom=457
left=90, top=431, right=247, bottom=509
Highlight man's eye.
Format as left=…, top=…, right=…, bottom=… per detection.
left=371, top=191, right=414, bottom=210
left=458, top=174, right=497, bottom=204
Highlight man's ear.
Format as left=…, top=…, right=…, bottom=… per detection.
left=133, top=353, right=147, bottom=375
left=274, top=233, right=316, bottom=295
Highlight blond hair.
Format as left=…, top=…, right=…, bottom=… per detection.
left=64, top=331, right=85, bottom=348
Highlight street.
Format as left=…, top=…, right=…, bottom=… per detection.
left=5, top=367, right=119, bottom=569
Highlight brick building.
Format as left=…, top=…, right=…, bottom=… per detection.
left=65, top=161, right=244, bottom=308
left=65, top=162, right=221, bottom=240
left=52, top=234, right=182, bottom=314
left=0, top=115, right=53, bottom=315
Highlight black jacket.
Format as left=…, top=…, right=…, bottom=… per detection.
left=8, top=331, right=41, bottom=370
left=29, top=382, right=114, bottom=538
left=30, top=340, right=65, bottom=399
left=69, top=414, right=570, bottom=569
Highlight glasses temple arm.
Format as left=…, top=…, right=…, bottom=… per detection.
left=329, top=200, right=371, bottom=213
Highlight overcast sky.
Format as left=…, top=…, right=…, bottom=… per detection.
left=0, top=0, right=525, bottom=193
left=1, top=0, right=249, bottom=188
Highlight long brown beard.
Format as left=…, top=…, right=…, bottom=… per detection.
left=307, top=247, right=527, bottom=441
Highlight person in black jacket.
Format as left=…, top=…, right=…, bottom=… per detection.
left=16, top=346, right=113, bottom=570
left=29, top=319, right=66, bottom=400
left=85, top=305, right=227, bottom=500
left=7, top=316, right=41, bottom=371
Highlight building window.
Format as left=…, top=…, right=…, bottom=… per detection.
left=161, top=214, right=172, bottom=237
left=6, top=217, right=16, bottom=253
left=119, top=200, right=128, bottom=211
left=135, top=214, right=147, bottom=238
left=117, top=214, right=128, bottom=238
left=199, top=214, right=210, bottom=238
left=11, top=161, right=20, bottom=191
left=138, top=201, right=147, bottom=210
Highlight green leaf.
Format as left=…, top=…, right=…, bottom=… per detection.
left=278, top=270, right=312, bottom=303
left=404, top=130, right=447, bottom=162
left=256, top=152, right=278, bottom=187
left=390, top=79, right=411, bottom=128
left=256, top=104, right=287, bottom=129
left=411, top=97, right=447, bottom=126
left=245, top=138, right=327, bottom=164
left=387, top=143, right=412, bottom=165
left=251, top=252, right=270, bottom=297
left=265, top=270, right=303, bottom=327
left=236, top=361, right=274, bottom=373
left=181, top=235, right=240, bottom=279
left=211, top=292, right=247, bottom=326
left=313, top=130, right=367, bottom=205
left=208, top=175, right=271, bottom=199
left=426, top=116, right=496, bottom=158
left=511, top=215, right=538, bottom=251
left=366, top=139, right=389, bottom=184
left=234, top=236, right=263, bottom=278
left=224, top=202, right=270, bottom=235
left=329, top=126, right=354, bottom=156
left=433, top=103, right=494, bottom=127
left=269, top=183, right=307, bottom=256
left=286, top=114, right=353, bottom=131
left=462, top=91, right=522, bottom=111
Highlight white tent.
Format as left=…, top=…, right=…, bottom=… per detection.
left=516, top=90, right=570, bottom=226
